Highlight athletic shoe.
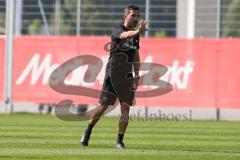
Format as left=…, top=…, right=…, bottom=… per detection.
left=80, top=133, right=90, bottom=147
left=116, top=142, right=125, bottom=149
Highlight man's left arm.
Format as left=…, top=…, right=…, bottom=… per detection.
left=133, top=50, right=140, bottom=90
left=133, top=50, right=140, bottom=77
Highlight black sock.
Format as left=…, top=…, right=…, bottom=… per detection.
left=85, top=123, right=94, bottom=136
left=117, top=134, right=124, bottom=143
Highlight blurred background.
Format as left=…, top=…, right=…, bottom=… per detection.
left=0, top=0, right=240, bottom=38
left=1, top=0, right=240, bottom=121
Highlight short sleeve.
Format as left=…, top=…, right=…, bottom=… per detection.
left=112, top=26, right=125, bottom=39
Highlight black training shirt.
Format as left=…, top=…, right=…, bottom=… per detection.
left=110, top=24, right=140, bottom=62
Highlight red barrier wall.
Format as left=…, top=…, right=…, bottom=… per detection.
left=0, top=36, right=240, bottom=108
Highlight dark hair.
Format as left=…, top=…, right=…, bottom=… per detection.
left=124, top=4, right=140, bottom=18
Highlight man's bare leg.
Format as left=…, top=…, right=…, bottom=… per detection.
left=117, top=102, right=130, bottom=149
left=89, top=104, right=109, bottom=125
left=81, top=104, right=108, bottom=147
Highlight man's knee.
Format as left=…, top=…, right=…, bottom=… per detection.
left=121, top=103, right=130, bottom=114
left=120, top=102, right=130, bottom=109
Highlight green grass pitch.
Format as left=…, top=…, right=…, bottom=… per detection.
left=0, top=113, right=240, bottom=160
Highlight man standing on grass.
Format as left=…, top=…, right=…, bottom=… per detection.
left=80, top=4, right=148, bottom=149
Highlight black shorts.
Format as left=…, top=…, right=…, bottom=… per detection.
left=99, top=54, right=135, bottom=106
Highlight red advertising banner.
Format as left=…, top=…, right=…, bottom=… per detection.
left=217, top=40, right=240, bottom=108
left=0, top=36, right=240, bottom=108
